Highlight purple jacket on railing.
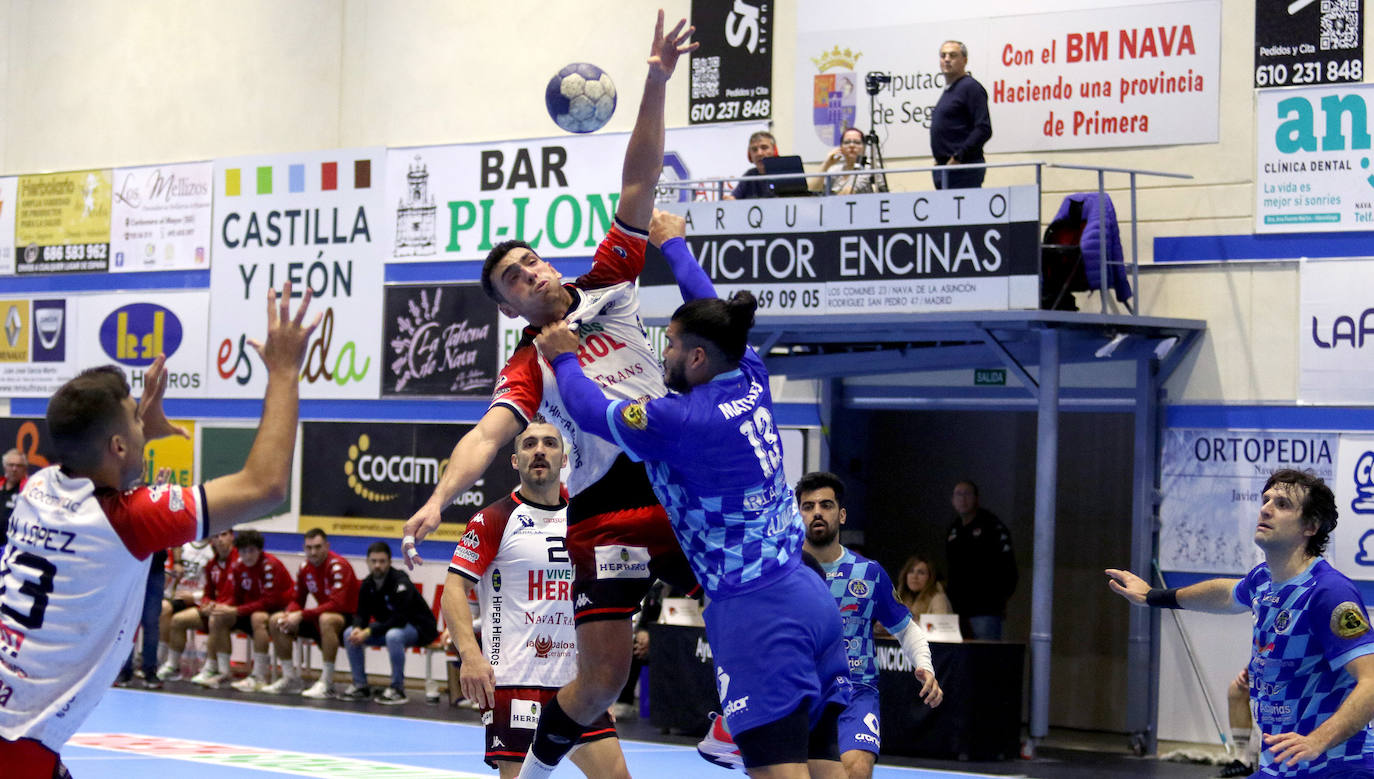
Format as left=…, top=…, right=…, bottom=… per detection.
left=1052, top=192, right=1132, bottom=303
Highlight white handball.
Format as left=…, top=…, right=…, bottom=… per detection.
left=546, top=63, right=617, bottom=134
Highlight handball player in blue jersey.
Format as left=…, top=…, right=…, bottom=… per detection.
left=535, top=212, right=851, bottom=778
left=795, top=471, right=942, bottom=779
left=1109, top=469, right=1374, bottom=778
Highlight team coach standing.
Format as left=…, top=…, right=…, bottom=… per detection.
left=931, top=40, right=992, bottom=190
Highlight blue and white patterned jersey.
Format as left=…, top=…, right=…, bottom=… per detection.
left=593, top=346, right=803, bottom=600
left=818, top=547, right=913, bottom=688
left=1233, top=559, right=1374, bottom=777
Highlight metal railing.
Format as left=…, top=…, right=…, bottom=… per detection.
left=661, top=161, right=1192, bottom=316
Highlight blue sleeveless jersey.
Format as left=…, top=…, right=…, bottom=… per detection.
left=819, top=548, right=912, bottom=688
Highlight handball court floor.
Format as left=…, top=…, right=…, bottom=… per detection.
left=66, top=687, right=1224, bottom=778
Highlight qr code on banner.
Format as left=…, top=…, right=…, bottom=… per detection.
left=1320, top=0, right=1360, bottom=50
left=691, top=56, right=720, bottom=100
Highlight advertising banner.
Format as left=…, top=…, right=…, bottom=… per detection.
left=382, top=284, right=502, bottom=398
left=143, top=420, right=196, bottom=488
left=1257, top=85, right=1374, bottom=232
left=384, top=123, right=766, bottom=263
left=200, top=426, right=290, bottom=519
left=0, top=418, right=57, bottom=473
left=0, top=297, right=78, bottom=397
left=640, top=186, right=1041, bottom=319
left=688, top=0, right=772, bottom=124
left=110, top=161, right=213, bottom=273
left=14, top=170, right=113, bottom=274
left=1255, top=0, right=1362, bottom=88
left=209, top=148, right=386, bottom=399
left=75, top=291, right=211, bottom=398
left=795, top=0, right=1220, bottom=158
left=299, top=421, right=518, bottom=540
left=1335, top=434, right=1374, bottom=581
left=1159, top=427, right=1337, bottom=574
left=0, top=176, right=16, bottom=275
left=1299, top=258, right=1374, bottom=403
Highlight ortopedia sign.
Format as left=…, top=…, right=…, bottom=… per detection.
left=639, top=186, right=1040, bottom=319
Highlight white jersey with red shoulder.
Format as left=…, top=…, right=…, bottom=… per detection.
left=173, top=540, right=217, bottom=601
left=0, top=465, right=206, bottom=752
left=448, top=490, right=576, bottom=688
left=490, top=220, right=667, bottom=497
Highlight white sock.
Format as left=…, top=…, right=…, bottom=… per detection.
left=216, top=652, right=231, bottom=674
left=281, top=657, right=297, bottom=679
left=158, top=641, right=169, bottom=664
left=322, top=662, right=335, bottom=683
left=252, top=652, right=270, bottom=680
left=1230, top=727, right=1249, bottom=751
left=167, top=649, right=182, bottom=669
left=518, top=753, right=556, bottom=779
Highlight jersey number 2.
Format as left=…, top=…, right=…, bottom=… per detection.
left=0, top=548, right=57, bottom=630
left=738, top=407, right=782, bottom=478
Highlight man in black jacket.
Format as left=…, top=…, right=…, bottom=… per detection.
left=342, top=541, right=439, bottom=704
left=945, top=480, right=1017, bottom=640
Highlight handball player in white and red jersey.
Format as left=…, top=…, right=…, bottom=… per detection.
left=401, top=12, right=698, bottom=779
left=443, top=420, right=629, bottom=778
left=159, top=529, right=237, bottom=682
left=0, top=284, right=318, bottom=778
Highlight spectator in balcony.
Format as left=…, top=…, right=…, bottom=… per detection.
left=724, top=131, right=779, bottom=200
left=930, top=40, right=991, bottom=190
left=810, top=127, right=876, bottom=196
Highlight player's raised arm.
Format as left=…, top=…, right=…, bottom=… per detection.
left=1105, top=568, right=1248, bottom=614
left=400, top=408, right=523, bottom=567
left=201, top=283, right=319, bottom=533
left=650, top=209, right=715, bottom=303
left=616, top=10, right=696, bottom=231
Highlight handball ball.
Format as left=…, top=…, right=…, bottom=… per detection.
left=546, top=63, right=617, bottom=134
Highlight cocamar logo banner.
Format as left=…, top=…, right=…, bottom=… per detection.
left=209, top=148, right=385, bottom=399
left=383, top=124, right=765, bottom=263
left=640, top=187, right=1041, bottom=319
left=299, top=421, right=518, bottom=541
left=77, top=292, right=209, bottom=398
left=1257, top=84, right=1374, bottom=232
left=383, top=284, right=501, bottom=398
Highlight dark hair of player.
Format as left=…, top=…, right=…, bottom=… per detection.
left=670, top=291, right=757, bottom=365
left=367, top=541, right=391, bottom=558
left=481, top=240, right=536, bottom=304
left=795, top=471, right=846, bottom=509
left=1263, top=468, right=1338, bottom=558
left=47, top=365, right=131, bottom=472
left=234, top=528, right=266, bottom=551
left=304, top=528, right=328, bottom=542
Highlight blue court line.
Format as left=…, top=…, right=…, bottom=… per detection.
left=70, top=689, right=999, bottom=778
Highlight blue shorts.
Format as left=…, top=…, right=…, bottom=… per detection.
left=703, top=562, right=851, bottom=735
left=839, top=684, right=881, bottom=755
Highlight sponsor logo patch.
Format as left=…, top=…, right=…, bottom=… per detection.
left=594, top=545, right=650, bottom=579
left=1331, top=601, right=1371, bottom=639
left=510, top=698, right=542, bottom=729
left=620, top=403, right=648, bottom=431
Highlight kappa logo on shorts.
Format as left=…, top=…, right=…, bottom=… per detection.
left=1331, top=601, right=1371, bottom=639
left=491, top=736, right=505, bottom=748
left=594, top=545, right=650, bottom=579
left=511, top=698, right=542, bottom=729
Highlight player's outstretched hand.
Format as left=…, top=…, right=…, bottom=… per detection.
left=1264, top=731, right=1328, bottom=767
left=649, top=208, right=686, bottom=248
left=136, top=354, right=191, bottom=442
left=401, top=503, right=444, bottom=569
left=1104, top=568, right=1150, bottom=605
left=536, top=321, right=580, bottom=362
left=915, top=669, right=943, bottom=708
left=247, top=281, right=321, bottom=378
left=646, top=9, right=697, bottom=83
